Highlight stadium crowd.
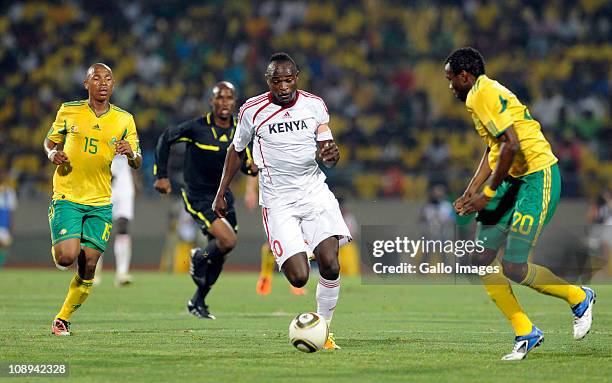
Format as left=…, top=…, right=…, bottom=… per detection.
left=0, top=0, right=609, bottom=200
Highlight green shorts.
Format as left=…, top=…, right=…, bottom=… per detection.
left=476, top=164, right=560, bottom=263
left=48, top=200, right=113, bottom=253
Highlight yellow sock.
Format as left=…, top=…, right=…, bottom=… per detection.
left=521, top=263, right=586, bottom=306
left=259, top=243, right=275, bottom=279
left=55, top=274, right=93, bottom=321
left=481, top=260, right=533, bottom=336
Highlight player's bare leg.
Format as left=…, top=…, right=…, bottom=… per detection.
left=188, top=218, right=236, bottom=319
left=281, top=252, right=310, bottom=288
left=313, top=236, right=341, bottom=350
left=52, top=238, right=81, bottom=270
left=52, top=244, right=101, bottom=336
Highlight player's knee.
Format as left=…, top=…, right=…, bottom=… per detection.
left=287, top=269, right=309, bottom=288
left=54, top=247, right=79, bottom=267
left=471, top=249, right=496, bottom=267
left=217, top=236, right=236, bottom=252
left=502, top=261, right=527, bottom=283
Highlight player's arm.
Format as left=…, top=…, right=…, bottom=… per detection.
left=44, top=138, right=69, bottom=165
left=454, top=147, right=491, bottom=213
left=153, top=121, right=192, bottom=194
left=461, top=126, right=519, bottom=215
left=213, top=144, right=245, bottom=217
left=244, top=175, right=258, bottom=211
left=316, top=124, right=339, bottom=168
left=114, top=115, right=142, bottom=169
left=44, top=106, right=69, bottom=165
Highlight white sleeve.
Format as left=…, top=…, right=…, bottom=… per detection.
left=233, top=107, right=255, bottom=152
left=314, top=98, right=329, bottom=126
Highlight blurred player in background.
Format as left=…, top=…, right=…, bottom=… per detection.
left=45, top=63, right=141, bottom=336
left=111, top=155, right=135, bottom=285
left=246, top=174, right=306, bottom=296
left=213, top=53, right=351, bottom=349
left=154, top=81, right=257, bottom=320
left=94, top=154, right=135, bottom=286
left=418, top=184, right=455, bottom=266
left=0, top=168, right=17, bottom=268
left=445, top=47, right=595, bottom=360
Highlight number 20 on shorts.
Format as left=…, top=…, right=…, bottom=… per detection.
left=511, top=212, right=534, bottom=235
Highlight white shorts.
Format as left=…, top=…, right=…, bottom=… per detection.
left=261, top=184, right=351, bottom=268
left=111, top=189, right=134, bottom=220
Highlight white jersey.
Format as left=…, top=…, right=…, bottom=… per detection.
left=111, top=155, right=134, bottom=196
left=233, top=91, right=330, bottom=208
left=111, top=155, right=135, bottom=219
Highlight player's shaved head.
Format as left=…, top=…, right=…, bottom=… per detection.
left=86, top=63, right=113, bottom=79
left=265, top=52, right=298, bottom=78
left=211, top=81, right=235, bottom=98
left=210, top=80, right=236, bottom=124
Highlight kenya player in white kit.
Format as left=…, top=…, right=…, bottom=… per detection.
left=111, top=155, right=135, bottom=285
left=94, top=154, right=135, bottom=286
left=213, top=53, right=350, bottom=349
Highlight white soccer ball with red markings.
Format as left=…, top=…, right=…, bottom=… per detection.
left=289, top=312, right=328, bottom=353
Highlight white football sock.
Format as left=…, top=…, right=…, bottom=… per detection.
left=114, top=234, right=132, bottom=275
left=316, top=276, right=340, bottom=327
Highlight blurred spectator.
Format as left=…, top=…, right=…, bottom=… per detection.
left=0, top=0, right=609, bottom=201
left=0, top=169, right=17, bottom=267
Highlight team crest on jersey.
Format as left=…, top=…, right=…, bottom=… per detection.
left=70, top=125, right=79, bottom=133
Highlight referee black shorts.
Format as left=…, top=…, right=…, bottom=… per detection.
left=180, top=189, right=238, bottom=237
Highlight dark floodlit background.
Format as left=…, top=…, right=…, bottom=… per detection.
left=0, top=1, right=609, bottom=276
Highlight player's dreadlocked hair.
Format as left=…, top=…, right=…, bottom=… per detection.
left=266, top=52, right=299, bottom=76
left=445, top=47, right=485, bottom=77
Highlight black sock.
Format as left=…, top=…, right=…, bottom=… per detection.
left=190, top=239, right=225, bottom=306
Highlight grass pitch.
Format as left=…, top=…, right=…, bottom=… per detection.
left=0, top=269, right=610, bottom=382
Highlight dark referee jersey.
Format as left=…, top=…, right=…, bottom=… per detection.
left=154, top=112, right=255, bottom=199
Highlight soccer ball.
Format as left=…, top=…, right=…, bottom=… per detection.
left=288, top=312, right=328, bottom=353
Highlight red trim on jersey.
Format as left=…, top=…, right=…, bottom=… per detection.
left=262, top=207, right=273, bottom=252
left=254, top=101, right=294, bottom=136
left=238, top=94, right=269, bottom=124
left=298, top=90, right=328, bottom=112
left=252, top=93, right=301, bottom=183
left=252, top=101, right=272, bottom=124
left=257, top=136, right=273, bottom=184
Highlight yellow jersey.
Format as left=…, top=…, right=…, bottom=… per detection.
left=46, top=100, right=140, bottom=206
left=465, top=75, right=557, bottom=177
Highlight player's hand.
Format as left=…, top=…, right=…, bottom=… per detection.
left=453, top=192, right=471, bottom=214
left=212, top=193, right=227, bottom=218
left=49, top=150, right=69, bottom=165
left=320, top=141, right=339, bottom=165
left=247, top=159, right=259, bottom=175
left=153, top=178, right=172, bottom=194
left=459, top=192, right=491, bottom=215
left=115, top=140, right=134, bottom=158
